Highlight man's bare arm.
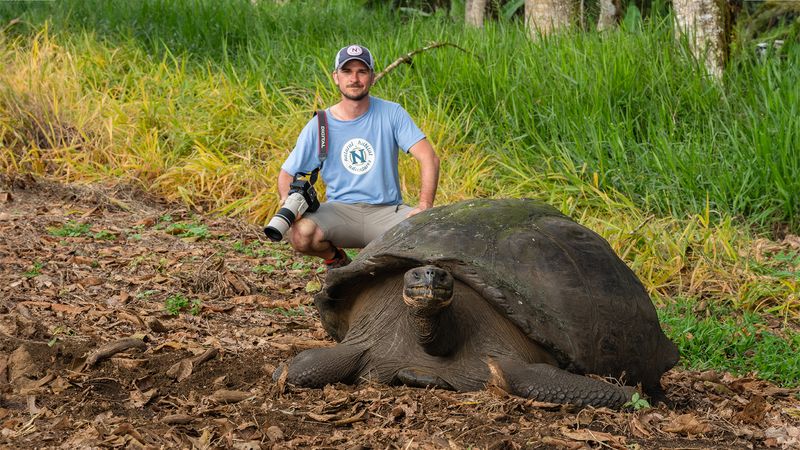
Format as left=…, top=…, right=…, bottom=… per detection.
left=407, top=139, right=440, bottom=217
left=277, top=169, right=294, bottom=203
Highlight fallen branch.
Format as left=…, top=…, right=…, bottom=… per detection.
left=86, top=337, right=147, bottom=367
left=375, top=42, right=474, bottom=83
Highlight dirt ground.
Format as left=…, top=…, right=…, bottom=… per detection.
left=0, top=174, right=798, bottom=449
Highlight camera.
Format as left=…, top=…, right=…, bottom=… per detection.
left=264, top=173, right=320, bottom=242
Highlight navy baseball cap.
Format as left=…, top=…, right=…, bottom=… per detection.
left=334, top=45, right=375, bottom=71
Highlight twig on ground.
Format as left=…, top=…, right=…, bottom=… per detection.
left=85, top=337, right=147, bottom=366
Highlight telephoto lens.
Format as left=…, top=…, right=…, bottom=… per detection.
left=264, top=193, right=309, bottom=242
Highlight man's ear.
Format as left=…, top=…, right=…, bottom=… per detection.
left=332, top=70, right=339, bottom=84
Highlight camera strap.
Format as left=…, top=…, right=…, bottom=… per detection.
left=306, top=109, right=329, bottom=185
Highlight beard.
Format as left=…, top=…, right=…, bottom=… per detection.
left=338, top=84, right=370, bottom=101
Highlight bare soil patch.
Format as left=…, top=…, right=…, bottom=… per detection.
left=0, top=174, right=798, bottom=449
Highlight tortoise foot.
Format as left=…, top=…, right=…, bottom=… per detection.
left=279, top=344, right=365, bottom=388
left=394, top=368, right=454, bottom=390
left=489, top=358, right=635, bottom=409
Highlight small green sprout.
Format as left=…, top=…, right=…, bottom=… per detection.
left=623, top=392, right=651, bottom=410
left=23, top=261, right=44, bottom=278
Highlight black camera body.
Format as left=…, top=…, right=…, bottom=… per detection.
left=289, top=177, right=320, bottom=214
left=264, top=173, right=320, bottom=242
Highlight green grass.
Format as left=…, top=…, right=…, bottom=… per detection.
left=660, top=298, right=800, bottom=387
left=0, top=0, right=797, bottom=230
left=164, top=222, right=210, bottom=239
left=47, top=221, right=91, bottom=237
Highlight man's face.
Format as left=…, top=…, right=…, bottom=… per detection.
left=333, top=60, right=374, bottom=101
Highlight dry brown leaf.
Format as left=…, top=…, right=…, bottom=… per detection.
left=0, top=191, right=12, bottom=203
left=8, top=346, right=36, bottom=383
left=765, top=425, right=800, bottom=449
left=561, top=427, right=627, bottom=449
left=265, top=425, right=285, bottom=442
left=0, top=354, right=9, bottom=385
left=307, top=412, right=337, bottom=422
left=129, top=388, right=157, bottom=408
left=540, top=436, right=585, bottom=450
left=275, top=364, right=288, bottom=394
left=208, top=389, right=252, bottom=404
left=161, top=414, right=196, bottom=425
left=69, top=256, right=94, bottom=266
left=86, top=337, right=147, bottom=366
left=166, top=359, right=194, bottom=382
left=79, top=276, right=104, bottom=287
left=736, top=395, right=768, bottom=424
left=662, top=413, right=712, bottom=435
left=50, top=376, right=71, bottom=394
left=629, top=415, right=653, bottom=439
left=784, top=234, right=800, bottom=249
left=332, top=408, right=367, bottom=426
left=230, top=295, right=271, bottom=305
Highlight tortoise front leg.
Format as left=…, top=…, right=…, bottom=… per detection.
left=276, top=343, right=365, bottom=388
left=490, top=358, right=636, bottom=408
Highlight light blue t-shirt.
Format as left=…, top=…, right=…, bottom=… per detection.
left=281, top=96, right=426, bottom=205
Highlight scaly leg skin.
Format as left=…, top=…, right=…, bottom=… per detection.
left=275, top=344, right=365, bottom=388
left=491, top=358, right=636, bottom=408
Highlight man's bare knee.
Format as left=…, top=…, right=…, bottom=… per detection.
left=289, top=218, right=323, bottom=253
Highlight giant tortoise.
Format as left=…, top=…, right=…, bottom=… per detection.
left=278, top=199, right=679, bottom=408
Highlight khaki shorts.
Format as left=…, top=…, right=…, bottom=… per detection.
left=303, top=202, right=413, bottom=248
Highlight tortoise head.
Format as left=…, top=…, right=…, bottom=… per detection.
left=402, top=265, right=454, bottom=312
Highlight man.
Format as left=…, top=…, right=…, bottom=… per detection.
left=277, top=44, right=440, bottom=269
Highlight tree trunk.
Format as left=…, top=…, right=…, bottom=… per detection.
left=465, top=0, right=487, bottom=28
left=673, top=0, right=727, bottom=80
left=597, top=0, right=620, bottom=32
left=525, top=0, right=577, bottom=37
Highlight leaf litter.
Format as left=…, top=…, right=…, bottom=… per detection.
left=0, top=174, right=798, bottom=449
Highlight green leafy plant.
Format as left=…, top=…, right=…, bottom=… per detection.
left=93, top=229, right=116, bottom=240
left=189, top=298, right=202, bottom=315
left=23, top=261, right=44, bottom=278
left=233, top=240, right=272, bottom=258
left=136, top=289, right=158, bottom=299
left=164, top=294, right=201, bottom=315
left=623, top=392, right=651, bottom=410
left=252, top=264, right=277, bottom=274
left=264, top=306, right=306, bottom=317
left=48, top=325, right=74, bottom=347
left=164, top=294, right=189, bottom=315
left=47, top=220, right=90, bottom=237
left=165, top=222, right=210, bottom=239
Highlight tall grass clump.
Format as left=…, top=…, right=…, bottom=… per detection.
left=1, top=0, right=798, bottom=321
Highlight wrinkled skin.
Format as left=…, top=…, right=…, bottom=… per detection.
left=277, top=199, right=679, bottom=409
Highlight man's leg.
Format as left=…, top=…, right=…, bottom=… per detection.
left=285, top=203, right=361, bottom=268
left=287, top=217, right=338, bottom=259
